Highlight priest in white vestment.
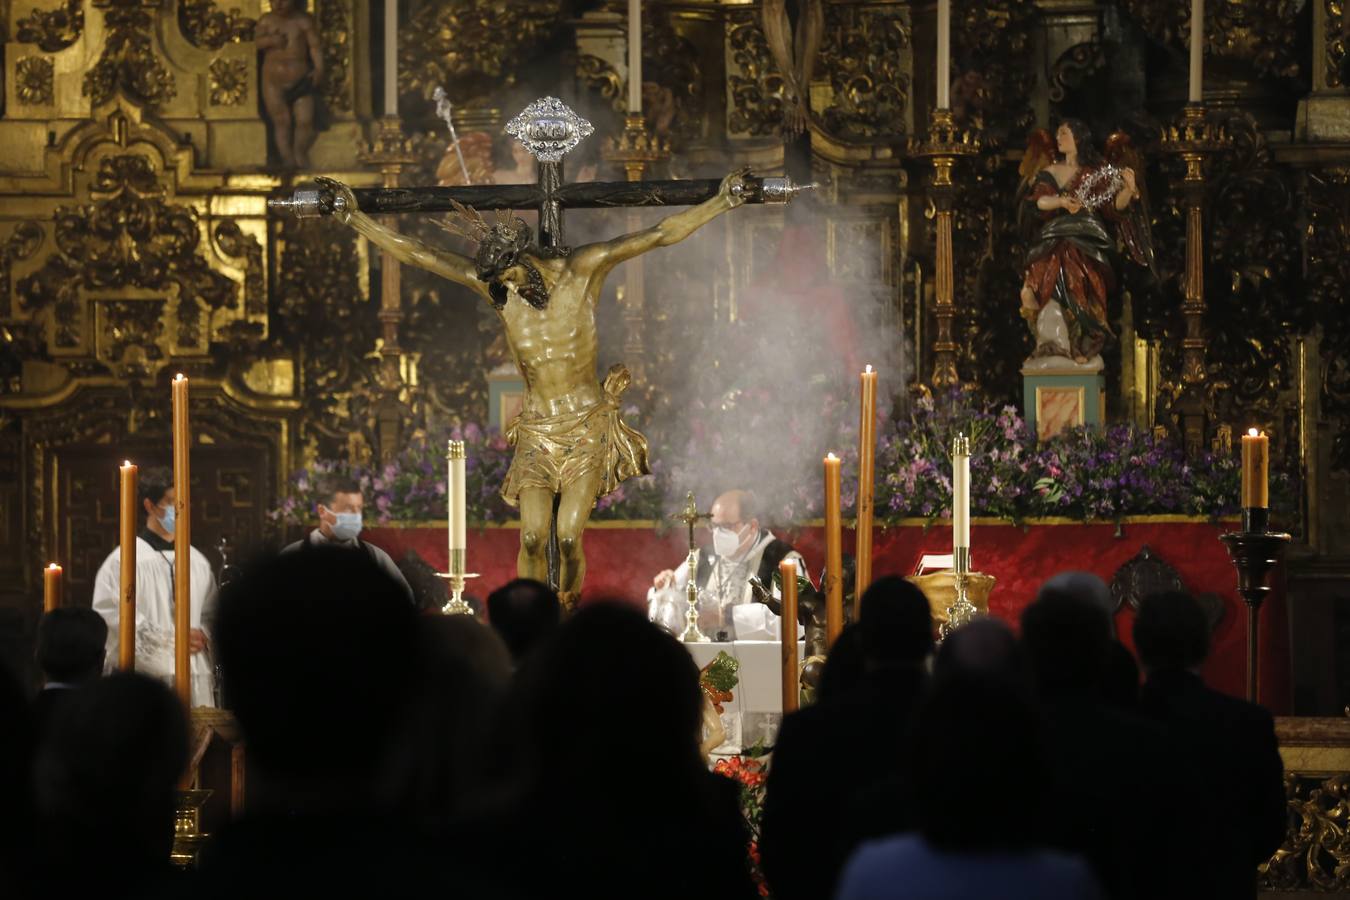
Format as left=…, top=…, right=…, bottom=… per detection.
left=92, top=467, right=218, bottom=706
left=648, top=489, right=808, bottom=641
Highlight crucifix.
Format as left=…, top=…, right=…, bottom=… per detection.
left=270, top=97, right=813, bottom=606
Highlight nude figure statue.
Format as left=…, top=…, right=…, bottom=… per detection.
left=256, top=0, right=324, bottom=169
left=315, top=169, right=754, bottom=608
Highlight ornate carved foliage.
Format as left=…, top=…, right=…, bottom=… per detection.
left=83, top=0, right=176, bottom=107
left=642, top=12, right=703, bottom=145
left=1261, top=774, right=1350, bottom=891
left=272, top=216, right=375, bottom=455
left=726, top=9, right=787, bottom=137
left=1328, top=0, right=1347, bottom=88
left=576, top=54, right=623, bottom=112
left=15, top=0, right=84, bottom=51
left=1049, top=41, right=1107, bottom=104
left=1120, top=0, right=1302, bottom=83
left=178, top=0, right=256, bottom=50
left=1306, top=167, right=1350, bottom=472
left=0, top=222, right=44, bottom=320
left=952, top=0, right=1036, bottom=142
left=399, top=0, right=565, bottom=110
left=314, top=0, right=352, bottom=113
left=817, top=3, right=911, bottom=139
left=15, top=56, right=55, bottom=105
left=15, top=154, right=237, bottom=376
left=208, top=58, right=249, bottom=106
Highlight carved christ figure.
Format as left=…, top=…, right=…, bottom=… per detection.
left=318, top=170, right=754, bottom=606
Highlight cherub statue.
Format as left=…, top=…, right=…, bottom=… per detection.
left=1017, top=120, right=1156, bottom=368
left=256, top=0, right=324, bottom=169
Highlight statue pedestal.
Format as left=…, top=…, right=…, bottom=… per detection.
left=487, top=363, right=526, bottom=432
left=1022, top=365, right=1105, bottom=441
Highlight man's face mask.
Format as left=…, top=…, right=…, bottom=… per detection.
left=157, top=502, right=176, bottom=535
left=329, top=511, right=363, bottom=542
left=712, top=522, right=749, bottom=559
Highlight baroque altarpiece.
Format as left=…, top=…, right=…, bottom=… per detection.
left=1, top=0, right=1349, bottom=688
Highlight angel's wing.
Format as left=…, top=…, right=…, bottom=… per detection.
left=1016, top=128, right=1056, bottom=233
left=1104, top=131, right=1160, bottom=281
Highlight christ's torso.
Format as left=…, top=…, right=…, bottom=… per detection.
left=498, top=258, right=603, bottom=417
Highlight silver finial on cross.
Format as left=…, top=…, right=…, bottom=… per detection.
left=505, top=97, right=595, bottom=163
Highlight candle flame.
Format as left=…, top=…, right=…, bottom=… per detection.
left=47, top=563, right=59, bottom=570
left=123, top=460, right=131, bottom=467
left=827, top=452, right=838, bottom=461
left=1248, top=427, right=1259, bottom=437
left=865, top=364, right=873, bottom=374
left=174, top=373, right=185, bottom=381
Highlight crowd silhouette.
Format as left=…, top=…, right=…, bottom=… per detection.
left=0, top=550, right=1286, bottom=899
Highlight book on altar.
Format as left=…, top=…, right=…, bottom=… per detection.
left=913, top=553, right=955, bottom=576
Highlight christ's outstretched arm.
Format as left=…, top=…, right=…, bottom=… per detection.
left=317, top=177, right=488, bottom=298
left=572, top=168, right=752, bottom=281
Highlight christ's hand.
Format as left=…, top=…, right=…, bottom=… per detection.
left=719, top=167, right=753, bottom=208
left=315, top=177, right=356, bottom=223
left=190, top=628, right=207, bottom=653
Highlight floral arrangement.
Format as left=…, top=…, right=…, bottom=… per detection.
left=272, top=392, right=1292, bottom=527
left=713, top=754, right=770, bottom=897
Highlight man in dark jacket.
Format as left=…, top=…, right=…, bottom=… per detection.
left=760, top=576, right=933, bottom=900
left=1134, top=590, right=1286, bottom=900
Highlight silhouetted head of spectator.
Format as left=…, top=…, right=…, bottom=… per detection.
left=382, top=613, right=513, bottom=821
left=515, top=601, right=702, bottom=794
left=32, top=672, right=187, bottom=878
left=1038, top=570, right=1115, bottom=636
left=858, top=576, right=934, bottom=669
left=487, top=578, right=561, bottom=662
left=215, top=548, right=418, bottom=798
left=36, top=608, right=108, bottom=686
left=1133, top=590, right=1210, bottom=674
left=816, top=623, right=866, bottom=702
left=912, top=672, right=1046, bottom=852
left=1021, top=588, right=1112, bottom=696
left=934, top=617, right=1028, bottom=688
left=1102, top=639, right=1141, bottom=710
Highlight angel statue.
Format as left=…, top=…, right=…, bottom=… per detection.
left=1017, top=119, right=1156, bottom=369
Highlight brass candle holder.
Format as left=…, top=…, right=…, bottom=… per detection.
left=908, top=108, right=981, bottom=389
left=672, top=492, right=712, bottom=643
left=941, top=545, right=979, bottom=640
left=1220, top=512, right=1289, bottom=704
left=169, top=788, right=213, bottom=868
left=1160, top=104, right=1230, bottom=455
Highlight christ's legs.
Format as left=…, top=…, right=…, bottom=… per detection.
left=517, top=487, right=553, bottom=582
left=555, top=471, right=605, bottom=596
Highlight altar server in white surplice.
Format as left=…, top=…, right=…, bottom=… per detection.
left=91, top=466, right=218, bottom=707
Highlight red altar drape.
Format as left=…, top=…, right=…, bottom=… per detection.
left=364, top=518, right=1289, bottom=713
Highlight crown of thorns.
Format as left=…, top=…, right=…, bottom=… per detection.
left=437, top=199, right=531, bottom=249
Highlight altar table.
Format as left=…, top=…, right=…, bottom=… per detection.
left=364, top=517, right=1290, bottom=713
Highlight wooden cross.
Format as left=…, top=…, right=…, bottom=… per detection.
left=270, top=97, right=812, bottom=245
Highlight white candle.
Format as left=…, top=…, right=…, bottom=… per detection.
left=952, top=433, right=970, bottom=549
left=937, top=0, right=951, bottom=109
left=384, top=0, right=398, bottom=116
left=448, top=441, right=466, bottom=557
left=628, top=0, right=642, bottom=115
left=1188, top=0, right=1203, bottom=103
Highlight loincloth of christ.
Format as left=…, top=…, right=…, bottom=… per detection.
left=500, top=364, right=650, bottom=505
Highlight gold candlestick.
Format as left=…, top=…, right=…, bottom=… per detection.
left=671, top=492, right=712, bottom=643
left=171, top=374, right=191, bottom=711
left=119, top=461, right=138, bottom=670
left=1160, top=104, right=1230, bottom=455
left=941, top=545, right=978, bottom=640
left=908, top=109, right=981, bottom=389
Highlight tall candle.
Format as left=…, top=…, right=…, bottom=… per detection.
left=384, top=0, right=398, bottom=115
left=172, top=374, right=191, bottom=709
left=1241, top=428, right=1269, bottom=509
left=855, top=365, right=877, bottom=612
left=628, top=0, right=642, bottom=115
left=824, top=452, right=843, bottom=648
left=780, top=559, right=799, bottom=714
left=936, top=0, right=951, bottom=109
left=447, top=440, right=467, bottom=573
left=43, top=563, right=62, bottom=613
left=1188, top=0, right=1203, bottom=103
left=119, top=461, right=138, bottom=671
left=952, top=433, right=970, bottom=549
